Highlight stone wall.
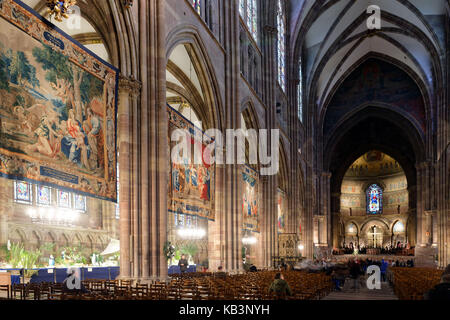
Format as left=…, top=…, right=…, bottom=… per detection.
left=0, top=177, right=118, bottom=257
left=341, top=172, right=408, bottom=216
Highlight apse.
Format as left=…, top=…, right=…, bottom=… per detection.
left=341, top=151, right=408, bottom=216
left=338, top=151, right=413, bottom=250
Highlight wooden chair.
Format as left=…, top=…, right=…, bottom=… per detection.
left=0, top=284, right=10, bottom=299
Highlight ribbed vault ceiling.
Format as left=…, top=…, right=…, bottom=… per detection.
left=291, top=0, right=446, bottom=110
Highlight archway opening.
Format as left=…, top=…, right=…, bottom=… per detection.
left=166, top=43, right=212, bottom=271
left=337, top=151, right=412, bottom=254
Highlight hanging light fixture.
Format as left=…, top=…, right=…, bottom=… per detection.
left=46, top=0, right=77, bottom=22
left=242, top=231, right=257, bottom=245
left=177, top=227, right=206, bottom=239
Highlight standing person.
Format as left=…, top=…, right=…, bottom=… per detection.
left=350, top=260, right=362, bottom=291
left=380, top=259, right=388, bottom=282
left=331, top=269, right=342, bottom=291
left=178, top=254, right=189, bottom=274
left=269, top=273, right=292, bottom=300
left=280, top=258, right=287, bottom=271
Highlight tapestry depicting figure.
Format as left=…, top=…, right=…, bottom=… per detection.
left=167, top=105, right=214, bottom=220
left=277, top=188, right=286, bottom=234
left=0, top=0, right=118, bottom=201
left=242, top=166, right=259, bottom=232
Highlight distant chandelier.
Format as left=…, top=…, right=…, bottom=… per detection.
left=46, top=0, right=77, bottom=22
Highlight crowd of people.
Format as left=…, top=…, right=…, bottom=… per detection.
left=334, top=242, right=414, bottom=255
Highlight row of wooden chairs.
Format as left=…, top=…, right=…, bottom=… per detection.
left=0, top=271, right=333, bottom=300
left=164, top=270, right=332, bottom=300
left=0, top=282, right=64, bottom=300
left=389, top=267, right=443, bottom=300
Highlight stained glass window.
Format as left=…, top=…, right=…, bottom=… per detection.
left=57, top=190, right=71, bottom=208
left=297, top=60, right=303, bottom=122
left=73, top=194, right=86, bottom=212
left=178, top=213, right=185, bottom=227
left=186, top=215, right=192, bottom=227
left=239, top=0, right=258, bottom=42
left=366, top=184, right=383, bottom=214
left=393, top=221, right=405, bottom=233
left=277, top=0, right=286, bottom=91
left=239, top=0, right=245, bottom=16
left=347, top=223, right=357, bottom=234
left=193, top=215, right=198, bottom=227
left=191, top=0, right=201, bottom=15
left=36, top=185, right=51, bottom=206
left=14, top=180, right=32, bottom=204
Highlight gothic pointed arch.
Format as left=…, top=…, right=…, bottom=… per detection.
left=166, top=26, right=224, bottom=131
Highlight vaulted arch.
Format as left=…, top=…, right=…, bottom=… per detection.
left=166, top=26, right=224, bottom=131
left=291, top=0, right=445, bottom=129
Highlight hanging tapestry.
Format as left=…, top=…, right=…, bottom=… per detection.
left=242, top=165, right=259, bottom=232
left=167, top=105, right=215, bottom=220
left=0, top=0, right=118, bottom=201
left=277, top=188, right=286, bottom=233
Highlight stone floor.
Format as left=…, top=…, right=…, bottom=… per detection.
left=322, top=278, right=398, bottom=300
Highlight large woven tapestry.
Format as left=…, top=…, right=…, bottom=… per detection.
left=242, top=166, right=259, bottom=232
left=277, top=188, right=286, bottom=234
left=168, top=105, right=215, bottom=220
left=0, top=1, right=118, bottom=201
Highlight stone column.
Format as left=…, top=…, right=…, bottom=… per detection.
left=119, top=0, right=168, bottom=282
left=148, top=0, right=169, bottom=281
left=219, top=0, right=242, bottom=273
left=424, top=210, right=434, bottom=246
left=0, top=179, right=10, bottom=246
left=436, top=150, right=449, bottom=267
left=208, top=159, right=225, bottom=271
left=259, top=15, right=278, bottom=267
left=302, top=166, right=314, bottom=260
left=321, top=172, right=332, bottom=246
left=415, top=162, right=426, bottom=247
left=0, top=212, right=7, bottom=246
left=331, top=192, right=341, bottom=248
left=117, top=75, right=141, bottom=280
left=257, top=176, right=267, bottom=268
left=259, top=174, right=276, bottom=268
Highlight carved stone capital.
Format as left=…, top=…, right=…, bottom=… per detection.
left=424, top=210, right=436, bottom=217
left=119, top=75, right=142, bottom=96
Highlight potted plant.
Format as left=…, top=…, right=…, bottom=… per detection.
left=163, top=241, right=176, bottom=265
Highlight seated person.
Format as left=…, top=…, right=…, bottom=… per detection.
left=424, top=265, right=450, bottom=300
left=215, top=266, right=227, bottom=278
left=178, top=254, right=189, bottom=274
left=269, top=273, right=292, bottom=299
